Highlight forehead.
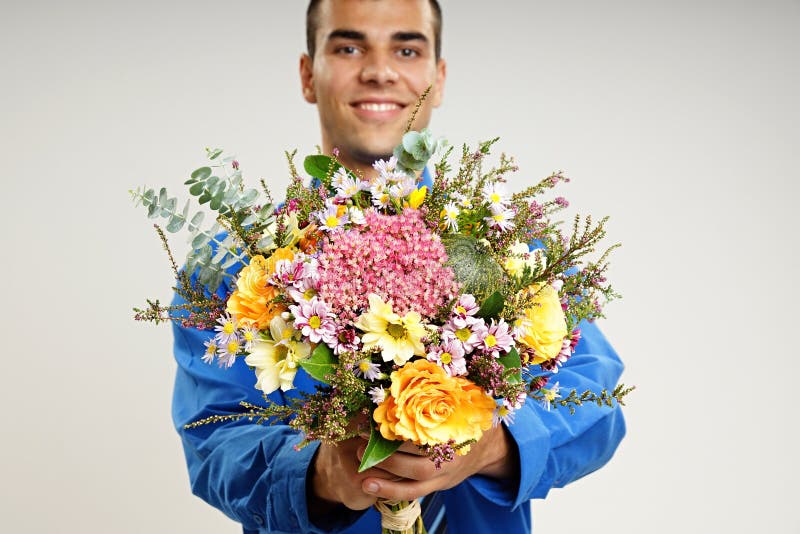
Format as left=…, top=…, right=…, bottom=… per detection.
left=315, top=0, right=436, bottom=43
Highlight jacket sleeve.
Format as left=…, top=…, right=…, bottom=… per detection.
left=171, top=314, right=365, bottom=533
left=463, top=319, right=627, bottom=508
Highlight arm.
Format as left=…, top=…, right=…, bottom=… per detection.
left=172, top=311, right=369, bottom=533
left=464, top=319, right=627, bottom=508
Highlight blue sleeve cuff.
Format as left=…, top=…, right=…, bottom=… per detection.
left=465, top=400, right=551, bottom=510
left=265, top=438, right=367, bottom=533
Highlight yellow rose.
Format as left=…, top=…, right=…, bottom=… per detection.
left=515, top=283, right=568, bottom=364
left=226, top=248, right=295, bottom=329
left=373, top=359, right=495, bottom=449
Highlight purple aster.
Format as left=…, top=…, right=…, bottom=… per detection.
left=216, top=335, right=242, bottom=368
left=477, top=319, right=514, bottom=358
left=335, top=174, right=369, bottom=200
left=493, top=402, right=515, bottom=426
left=427, top=335, right=467, bottom=376
left=355, top=358, right=382, bottom=381
left=314, top=203, right=349, bottom=232
left=270, top=253, right=312, bottom=289
left=484, top=205, right=516, bottom=232
left=540, top=337, right=572, bottom=373
left=442, top=315, right=488, bottom=353
left=539, top=381, right=561, bottom=412
left=213, top=313, right=239, bottom=344
left=239, top=324, right=259, bottom=351
left=368, top=386, right=386, bottom=405
left=330, top=327, right=361, bottom=355
left=450, top=293, right=479, bottom=328
left=202, top=339, right=218, bottom=365
left=284, top=259, right=321, bottom=303
left=289, top=297, right=337, bottom=344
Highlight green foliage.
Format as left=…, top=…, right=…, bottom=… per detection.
left=130, top=149, right=277, bottom=292
left=442, top=234, right=506, bottom=302
left=303, top=154, right=342, bottom=189
left=299, top=343, right=336, bottom=384
left=476, top=291, right=504, bottom=319
left=393, top=128, right=446, bottom=174
left=498, top=347, right=522, bottom=384
left=358, top=420, right=403, bottom=472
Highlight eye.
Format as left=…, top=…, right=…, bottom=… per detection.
left=336, top=45, right=361, bottom=56
left=398, top=48, right=419, bottom=58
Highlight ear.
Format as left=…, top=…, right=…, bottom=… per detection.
left=431, top=58, right=447, bottom=108
left=300, top=53, right=317, bottom=104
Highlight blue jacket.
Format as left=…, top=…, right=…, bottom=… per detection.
left=171, top=171, right=627, bottom=533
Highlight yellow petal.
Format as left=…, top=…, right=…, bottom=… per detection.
left=408, top=186, right=427, bottom=209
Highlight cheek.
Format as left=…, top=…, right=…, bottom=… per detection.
left=400, top=63, right=439, bottom=92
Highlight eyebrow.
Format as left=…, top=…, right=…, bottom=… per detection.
left=326, top=29, right=429, bottom=45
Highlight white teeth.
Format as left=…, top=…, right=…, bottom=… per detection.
left=358, top=102, right=400, bottom=112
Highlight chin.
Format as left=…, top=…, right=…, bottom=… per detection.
left=351, top=139, right=398, bottom=163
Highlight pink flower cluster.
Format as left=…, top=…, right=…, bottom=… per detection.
left=316, top=209, right=459, bottom=323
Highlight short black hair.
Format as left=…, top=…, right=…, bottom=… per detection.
left=306, top=0, right=443, bottom=60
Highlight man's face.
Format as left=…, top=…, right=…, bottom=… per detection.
left=300, top=0, right=446, bottom=168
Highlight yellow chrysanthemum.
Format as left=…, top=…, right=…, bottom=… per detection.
left=354, top=294, right=427, bottom=365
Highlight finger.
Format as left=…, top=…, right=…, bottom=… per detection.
left=361, top=476, right=437, bottom=502
left=366, top=450, right=440, bottom=481
left=396, top=441, right=426, bottom=455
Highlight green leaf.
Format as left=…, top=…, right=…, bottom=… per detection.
left=476, top=291, right=504, bottom=319
left=160, top=196, right=177, bottom=217
left=188, top=166, right=212, bottom=184
left=256, top=234, right=274, bottom=250
left=189, top=181, right=205, bottom=196
left=298, top=343, right=336, bottom=383
left=498, top=347, right=522, bottom=384
left=206, top=148, right=223, bottom=161
left=147, top=201, right=159, bottom=218
left=358, top=420, right=402, bottom=473
left=191, top=230, right=212, bottom=249
left=166, top=214, right=185, bottom=232
left=190, top=211, right=204, bottom=228
left=303, top=154, right=337, bottom=182
left=209, top=191, right=224, bottom=211
left=240, top=188, right=259, bottom=206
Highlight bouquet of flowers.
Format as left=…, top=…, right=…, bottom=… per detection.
left=132, top=127, right=632, bottom=533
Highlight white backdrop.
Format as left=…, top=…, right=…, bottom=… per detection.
left=1, top=0, right=798, bottom=532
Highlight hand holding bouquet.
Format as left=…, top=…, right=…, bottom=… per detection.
left=133, top=128, right=632, bottom=533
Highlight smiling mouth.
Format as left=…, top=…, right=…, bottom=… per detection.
left=354, top=102, right=404, bottom=112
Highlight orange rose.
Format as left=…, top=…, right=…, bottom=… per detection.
left=226, top=248, right=295, bottom=329
left=373, top=359, right=496, bottom=449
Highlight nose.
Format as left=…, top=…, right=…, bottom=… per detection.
left=359, top=53, right=399, bottom=85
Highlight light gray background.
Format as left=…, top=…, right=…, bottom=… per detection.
left=1, top=0, right=798, bottom=532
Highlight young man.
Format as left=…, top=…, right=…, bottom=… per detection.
left=171, top=1, right=626, bottom=532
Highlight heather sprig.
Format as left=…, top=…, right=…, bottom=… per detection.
left=133, top=225, right=228, bottom=329
left=530, top=383, right=636, bottom=415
